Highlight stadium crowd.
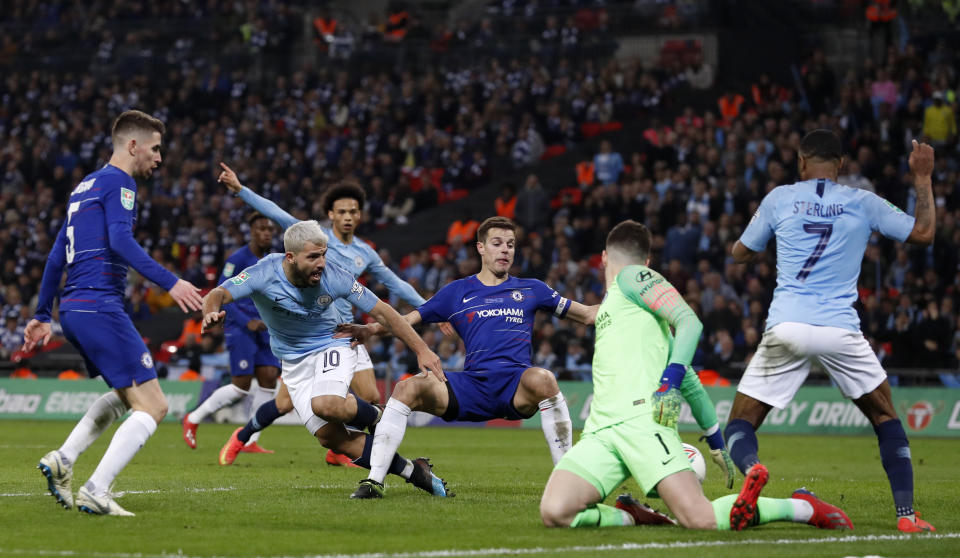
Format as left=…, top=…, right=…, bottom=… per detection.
left=1, top=2, right=958, bottom=385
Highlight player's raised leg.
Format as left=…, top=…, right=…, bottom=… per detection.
left=38, top=390, right=128, bottom=509
left=514, top=367, right=573, bottom=464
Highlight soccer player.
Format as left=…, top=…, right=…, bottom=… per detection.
left=27, top=110, right=205, bottom=516
left=338, top=217, right=593, bottom=499
left=723, top=131, right=936, bottom=533
left=201, top=220, right=449, bottom=497
left=182, top=212, right=279, bottom=453
left=539, top=220, right=852, bottom=531
left=215, top=163, right=433, bottom=467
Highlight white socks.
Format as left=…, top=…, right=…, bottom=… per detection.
left=369, top=398, right=411, bottom=483
left=60, top=391, right=128, bottom=464
left=790, top=498, right=815, bottom=523
left=538, top=393, right=573, bottom=465
left=85, top=411, right=157, bottom=497
left=187, top=384, right=248, bottom=424
left=245, top=385, right=275, bottom=445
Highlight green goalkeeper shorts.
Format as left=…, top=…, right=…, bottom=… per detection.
left=555, top=415, right=691, bottom=498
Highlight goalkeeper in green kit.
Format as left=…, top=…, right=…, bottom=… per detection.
left=540, top=220, right=853, bottom=531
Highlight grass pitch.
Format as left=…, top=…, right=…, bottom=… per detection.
left=0, top=420, right=956, bottom=557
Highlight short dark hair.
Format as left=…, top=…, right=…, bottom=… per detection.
left=605, top=220, right=651, bottom=262
left=477, top=216, right=516, bottom=243
left=799, top=129, right=842, bottom=162
left=322, top=182, right=366, bottom=214
left=247, top=211, right=270, bottom=226
left=111, top=110, right=165, bottom=143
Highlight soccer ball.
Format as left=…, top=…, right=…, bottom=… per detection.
left=682, top=443, right=707, bottom=483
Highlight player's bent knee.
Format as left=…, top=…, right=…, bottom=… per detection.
left=523, top=367, right=560, bottom=399
left=539, top=500, right=574, bottom=528
left=276, top=397, right=294, bottom=414
left=391, top=375, right=426, bottom=405
left=311, top=397, right=351, bottom=423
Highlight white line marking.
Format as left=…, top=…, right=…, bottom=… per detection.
left=1, top=532, right=956, bottom=558
left=0, top=486, right=237, bottom=498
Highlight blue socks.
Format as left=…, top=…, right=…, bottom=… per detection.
left=238, top=399, right=283, bottom=444
left=351, top=433, right=409, bottom=476
left=724, top=419, right=760, bottom=475
left=347, top=398, right=380, bottom=430
left=875, top=419, right=914, bottom=517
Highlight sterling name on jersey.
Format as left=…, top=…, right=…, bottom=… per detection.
left=44, top=164, right=177, bottom=317
left=740, top=178, right=915, bottom=332
left=222, top=253, right=378, bottom=360
left=417, top=275, right=571, bottom=372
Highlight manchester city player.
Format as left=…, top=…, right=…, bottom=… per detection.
left=202, top=220, right=449, bottom=497
left=723, top=131, right=936, bottom=532
left=213, top=163, right=437, bottom=467
left=27, top=110, right=205, bottom=516
left=338, top=217, right=596, bottom=499
left=182, top=212, right=279, bottom=454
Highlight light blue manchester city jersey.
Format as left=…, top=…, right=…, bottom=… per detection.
left=739, top=178, right=915, bottom=332
left=222, top=253, right=378, bottom=360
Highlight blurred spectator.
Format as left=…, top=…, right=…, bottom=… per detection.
left=922, top=91, right=956, bottom=147
left=593, top=140, right=624, bottom=186
left=515, top=174, right=551, bottom=234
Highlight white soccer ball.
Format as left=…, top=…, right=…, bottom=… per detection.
left=682, top=443, right=707, bottom=483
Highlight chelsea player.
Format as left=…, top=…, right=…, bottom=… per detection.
left=202, top=220, right=449, bottom=497
left=724, top=131, right=936, bottom=532
left=182, top=212, right=279, bottom=453
left=27, top=110, right=205, bottom=516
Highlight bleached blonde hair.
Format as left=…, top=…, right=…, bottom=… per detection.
left=283, top=220, right=328, bottom=253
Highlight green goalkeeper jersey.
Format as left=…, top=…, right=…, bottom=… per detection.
left=585, top=264, right=699, bottom=433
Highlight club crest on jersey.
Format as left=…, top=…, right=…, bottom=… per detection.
left=140, top=352, right=154, bottom=369
left=231, top=271, right=250, bottom=285
left=354, top=256, right=364, bottom=268
left=120, top=187, right=135, bottom=210
left=317, top=294, right=333, bottom=307
left=511, top=290, right=524, bottom=302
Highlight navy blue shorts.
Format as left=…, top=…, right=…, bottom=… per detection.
left=224, top=327, right=280, bottom=376
left=60, top=311, right=157, bottom=389
left=442, top=367, right=534, bottom=422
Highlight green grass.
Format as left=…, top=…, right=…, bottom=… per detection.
left=0, top=420, right=956, bottom=557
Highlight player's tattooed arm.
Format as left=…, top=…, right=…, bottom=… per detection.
left=201, top=286, right=234, bottom=333
left=906, top=140, right=935, bottom=245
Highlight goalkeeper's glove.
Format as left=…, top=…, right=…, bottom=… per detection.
left=651, top=363, right=685, bottom=428
left=700, top=430, right=735, bottom=489
left=709, top=448, right=736, bottom=489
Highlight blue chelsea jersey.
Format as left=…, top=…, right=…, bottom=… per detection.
left=417, top=275, right=571, bottom=372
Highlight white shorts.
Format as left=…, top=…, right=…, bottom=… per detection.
left=355, top=344, right=373, bottom=373
left=282, top=345, right=358, bottom=435
left=737, top=322, right=887, bottom=409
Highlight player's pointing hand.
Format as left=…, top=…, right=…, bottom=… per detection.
left=169, top=279, right=204, bottom=313
left=217, top=162, right=243, bottom=194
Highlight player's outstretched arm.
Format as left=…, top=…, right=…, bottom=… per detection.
left=218, top=162, right=298, bottom=230
left=368, top=302, right=444, bottom=381
left=200, top=286, right=233, bottom=333
left=565, top=302, right=599, bottom=325
left=906, top=140, right=935, bottom=245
